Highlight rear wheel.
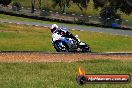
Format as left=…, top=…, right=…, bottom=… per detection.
left=54, top=41, right=69, bottom=52
left=82, top=46, right=91, bottom=52
left=80, top=44, right=91, bottom=53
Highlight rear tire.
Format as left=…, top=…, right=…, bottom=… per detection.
left=82, top=46, right=91, bottom=52
left=81, top=44, right=91, bottom=53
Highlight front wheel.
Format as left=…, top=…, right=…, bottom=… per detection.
left=53, top=41, right=69, bottom=52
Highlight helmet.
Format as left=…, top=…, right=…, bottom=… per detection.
left=50, top=24, right=58, bottom=33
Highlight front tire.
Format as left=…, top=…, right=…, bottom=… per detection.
left=53, top=41, right=69, bottom=52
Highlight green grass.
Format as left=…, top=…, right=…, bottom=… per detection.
left=0, top=22, right=132, bottom=52
left=0, top=59, right=132, bottom=88
left=0, top=23, right=54, bottom=51
left=72, top=30, right=132, bottom=52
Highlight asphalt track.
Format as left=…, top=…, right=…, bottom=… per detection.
left=0, top=19, right=132, bottom=36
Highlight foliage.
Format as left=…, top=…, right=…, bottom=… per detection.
left=93, top=0, right=132, bottom=15
left=52, top=0, right=90, bottom=14
left=38, top=0, right=42, bottom=10
left=12, top=1, right=22, bottom=11
left=92, top=0, right=107, bottom=9
left=52, top=0, right=71, bottom=13
left=0, top=0, right=12, bottom=6
left=72, top=0, right=90, bottom=14
left=92, top=0, right=132, bottom=26
left=31, top=0, right=36, bottom=13
left=119, top=0, right=132, bottom=15
left=100, top=7, right=122, bottom=26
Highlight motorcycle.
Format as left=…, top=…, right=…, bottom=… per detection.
left=52, top=32, right=91, bottom=52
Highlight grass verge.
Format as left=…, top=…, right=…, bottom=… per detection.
left=0, top=59, right=132, bottom=88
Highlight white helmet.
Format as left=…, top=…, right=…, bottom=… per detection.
left=50, top=24, right=59, bottom=33
left=50, top=24, right=58, bottom=29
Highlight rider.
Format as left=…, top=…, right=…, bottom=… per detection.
left=50, top=24, right=78, bottom=42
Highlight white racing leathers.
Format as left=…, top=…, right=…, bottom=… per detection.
left=52, top=32, right=62, bottom=42
left=52, top=28, right=67, bottom=42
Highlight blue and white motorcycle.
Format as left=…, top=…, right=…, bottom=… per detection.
left=52, top=31, right=91, bottom=52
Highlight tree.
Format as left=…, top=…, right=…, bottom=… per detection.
left=0, top=0, right=1, bottom=4
left=31, top=0, right=36, bottom=13
left=72, top=0, right=90, bottom=15
left=0, top=0, right=12, bottom=6
left=118, top=0, right=132, bottom=15
left=38, top=0, right=42, bottom=10
left=52, top=0, right=71, bottom=13
left=92, top=0, right=108, bottom=9
left=12, top=1, right=22, bottom=11
left=93, top=0, right=132, bottom=15
left=92, top=0, right=132, bottom=26
left=52, top=0, right=90, bottom=14
left=100, top=7, right=122, bottom=26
